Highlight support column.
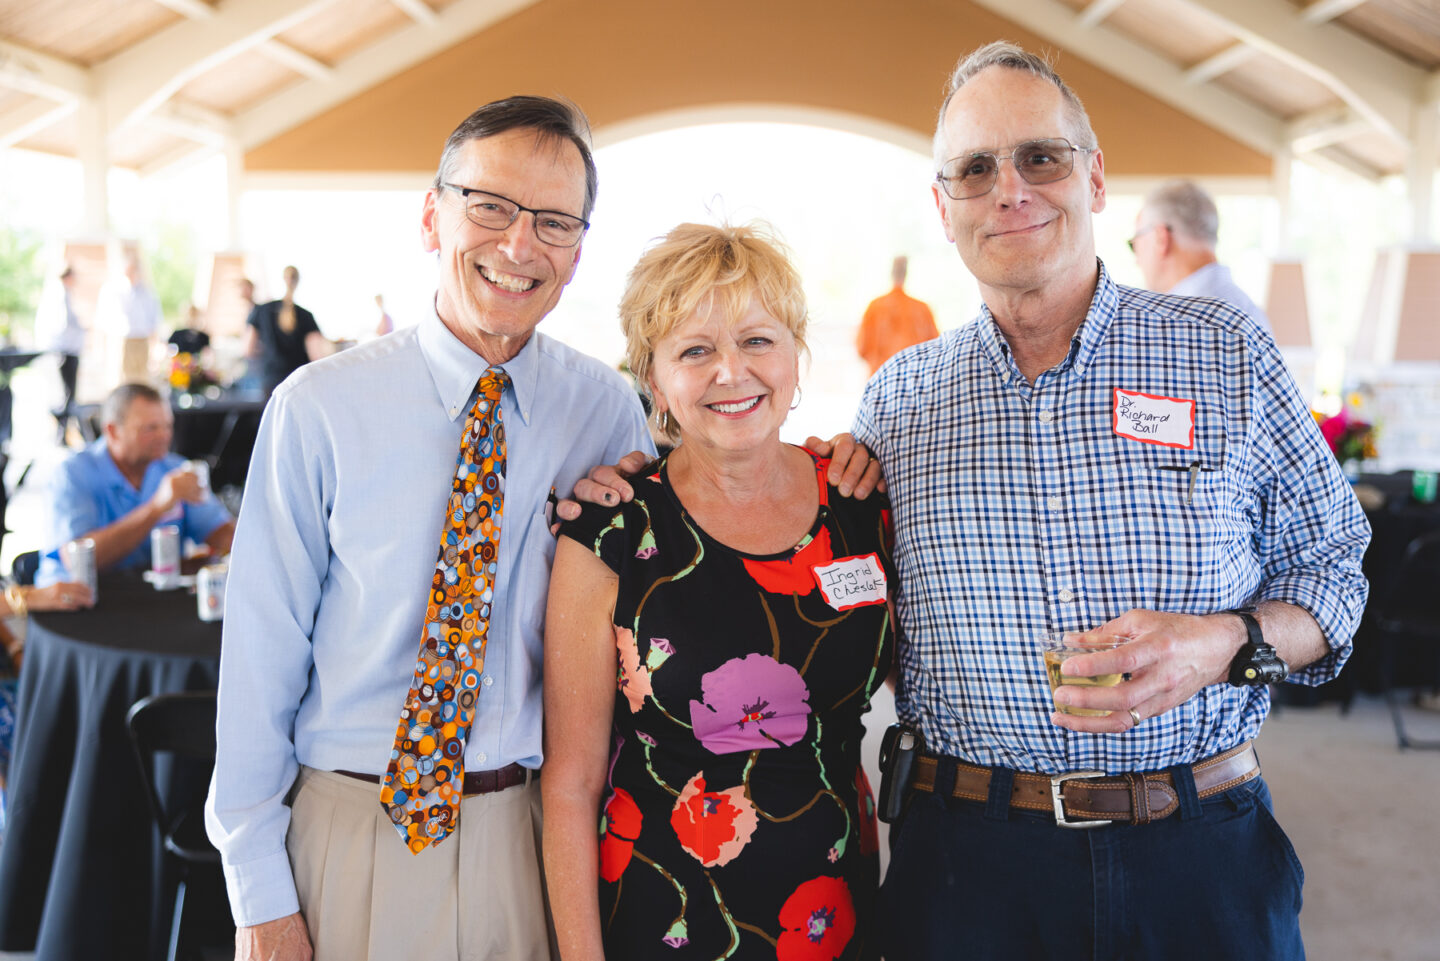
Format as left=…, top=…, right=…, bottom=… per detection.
left=73, top=96, right=109, bottom=239
left=1271, top=144, right=1294, bottom=255
left=1406, top=100, right=1437, bottom=246
left=223, top=134, right=245, bottom=251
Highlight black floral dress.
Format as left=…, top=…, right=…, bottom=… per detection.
left=559, top=449, right=895, bottom=961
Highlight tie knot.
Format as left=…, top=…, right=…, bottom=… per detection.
left=479, top=367, right=508, bottom=401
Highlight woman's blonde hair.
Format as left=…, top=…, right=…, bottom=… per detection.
left=619, top=221, right=809, bottom=442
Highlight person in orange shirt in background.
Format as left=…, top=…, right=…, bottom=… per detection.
left=855, top=255, right=939, bottom=374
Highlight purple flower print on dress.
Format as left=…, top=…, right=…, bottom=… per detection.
left=688, top=652, right=811, bottom=754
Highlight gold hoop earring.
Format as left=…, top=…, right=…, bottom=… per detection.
left=790, top=386, right=803, bottom=411
left=657, top=410, right=669, bottom=434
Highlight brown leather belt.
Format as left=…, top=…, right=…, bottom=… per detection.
left=912, top=741, right=1259, bottom=828
left=335, top=762, right=532, bottom=797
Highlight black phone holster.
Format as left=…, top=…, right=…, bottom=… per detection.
left=876, top=723, right=924, bottom=823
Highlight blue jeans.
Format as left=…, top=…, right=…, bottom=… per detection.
left=879, top=767, right=1305, bottom=960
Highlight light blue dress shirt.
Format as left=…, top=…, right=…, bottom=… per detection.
left=37, top=439, right=232, bottom=585
left=1169, top=262, right=1271, bottom=333
left=205, top=305, right=653, bottom=927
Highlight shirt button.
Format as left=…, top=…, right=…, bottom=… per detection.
left=1038, top=410, right=1054, bottom=423
left=1047, top=496, right=1062, bottom=511
left=449, top=406, right=458, bottom=416
left=1058, top=589, right=1075, bottom=603
left=482, top=675, right=494, bottom=688
left=476, top=751, right=488, bottom=765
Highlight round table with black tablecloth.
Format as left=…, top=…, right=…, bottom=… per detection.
left=0, top=575, right=222, bottom=961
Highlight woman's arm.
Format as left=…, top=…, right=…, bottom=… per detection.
left=543, top=537, right=621, bottom=961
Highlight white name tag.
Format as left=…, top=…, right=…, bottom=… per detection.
left=1112, top=388, right=1195, bottom=449
left=812, top=553, right=887, bottom=612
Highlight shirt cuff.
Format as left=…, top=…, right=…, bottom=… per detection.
left=223, top=849, right=301, bottom=928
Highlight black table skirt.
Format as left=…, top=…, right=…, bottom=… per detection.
left=0, top=576, right=221, bottom=960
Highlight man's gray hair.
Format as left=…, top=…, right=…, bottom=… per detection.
left=103, top=383, right=163, bottom=427
left=433, top=95, right=599, bottom=220
left=932, top=41, right=1098, bottom=170
left=1141, top=180, right=1219, bottom=249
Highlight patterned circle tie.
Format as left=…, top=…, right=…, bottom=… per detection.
left=379, top=367, right=507, bottom=852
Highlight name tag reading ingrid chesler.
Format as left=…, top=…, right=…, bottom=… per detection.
left=1112, top=388, right=1195, bottom=449
left=812, top=553, right=888, bottom=612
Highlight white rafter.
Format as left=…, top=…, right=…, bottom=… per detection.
left=234, top=0, right=543, bottom=151
left=1184, top=43, right=1255, bottom=85
left=150, top=0, right=216, bottom=19
left=144, top=100, right=233, bottom=146
left=95, top=0, right=343, bottom=134
left=390, top=0, right=439, bottom=26
left=0, top=97, right=78, bottom=148
left=1286, top=106, right=1372, bottom=153
left=1168, top=0, right=1422, bottom=146
left=965, top=0, right=1284, bottom=156
left=256, top=39, right=333, bottom=81
left=0, top=38, right=92, bottom=102
left=1300, top=0, right=1368, bottom=24
left=1077, top=0, right=1128, bottom=29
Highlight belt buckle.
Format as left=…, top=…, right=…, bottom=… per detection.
left=1050, top=771, right=1114, bottom=829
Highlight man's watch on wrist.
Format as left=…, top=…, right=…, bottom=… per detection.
left=1224, top=607, right=1289, bottom=687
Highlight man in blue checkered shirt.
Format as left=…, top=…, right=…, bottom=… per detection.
left=862, top=42, right=1370, bottom=960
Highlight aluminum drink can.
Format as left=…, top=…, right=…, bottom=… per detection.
left=150, top=524, right=182, bottom=589
left=1413, top=469, right=1438, bottom=505
left=198, top=563, right=227, bottom=622
left=186, top=459, right=210, bottom=494
left=61, top=537, right=98, bottom=601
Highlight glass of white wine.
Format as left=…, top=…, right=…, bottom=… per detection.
left=1042, top=633, right=1126, bottom=717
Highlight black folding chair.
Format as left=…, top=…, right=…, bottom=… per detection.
left=1372, top=530, right=1440, bottom=750
left=125, top=691, right=225, bottom=961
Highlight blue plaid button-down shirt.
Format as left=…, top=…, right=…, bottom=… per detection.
left=855, top=262, right=1370, bottom=775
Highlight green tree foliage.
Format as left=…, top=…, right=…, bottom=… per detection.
left=0, top=224, right=44, bottom=340
left=145, top=222, right=197, bottom=323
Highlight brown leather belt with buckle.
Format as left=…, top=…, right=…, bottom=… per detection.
left=335, top=762, right=532, bottom=797
left=912, top=741, right=1258, bottom=828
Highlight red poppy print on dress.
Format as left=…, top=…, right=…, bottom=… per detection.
left=777, top=875, right=856, bottom=961
left=689, top=652, right=811, bottom=754
left=599, top=788, right=642, bottom=882
left=742, top=524, right=834, bottom=596
left=669, top=773, right=759, bottom=867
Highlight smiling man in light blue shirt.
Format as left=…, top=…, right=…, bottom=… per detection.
left=205, top=97, right=653, bottom=961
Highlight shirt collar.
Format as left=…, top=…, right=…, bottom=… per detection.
left=974, top=258, right=1118, bottom=389
left=418, top=298, right=540, bottom=425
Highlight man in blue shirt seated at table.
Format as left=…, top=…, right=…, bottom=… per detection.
left=37, top=383, right=234, bottom=587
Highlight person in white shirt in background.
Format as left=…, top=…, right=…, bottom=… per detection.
left=1130, top=179, right=1270, bottom=331
left=96, top=252, right=161, bottom=386
left=34, top=264, right=86, bottom=444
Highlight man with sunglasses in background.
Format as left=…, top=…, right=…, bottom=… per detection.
left=206, top=96, right=653, bottom=961
left=857, top=42, right=1369, bottom=959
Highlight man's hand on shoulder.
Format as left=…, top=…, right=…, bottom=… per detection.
left=236, top=912, right=312, bottom=961
left=551, top=450, right=651, bottom=534
left=804, top=433, right=884, bottom=499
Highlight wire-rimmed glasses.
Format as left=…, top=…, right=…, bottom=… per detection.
left=441, top=183, right=589, bottom=247
left=935, top=138, right=1093, bottom=201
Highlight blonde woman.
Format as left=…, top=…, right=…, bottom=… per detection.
left=544, top=223, right=893, bottom=960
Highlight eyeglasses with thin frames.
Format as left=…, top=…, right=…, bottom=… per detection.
left=441, top=183, right=590, bottom=248
left=934, top=138, right=1094, bottom=201
left=1126, top=223, right=1164, bottom=253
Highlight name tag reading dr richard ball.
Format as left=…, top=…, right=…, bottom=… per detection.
left=1113, top=388, right=1195, bottom=449
left=812, top=553, right=887, bottom=612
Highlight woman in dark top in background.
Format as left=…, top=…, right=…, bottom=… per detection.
left=245, top=265, right=333, bottom=394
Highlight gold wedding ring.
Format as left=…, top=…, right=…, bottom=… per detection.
left=1128, top=707, right=1142, bottom=726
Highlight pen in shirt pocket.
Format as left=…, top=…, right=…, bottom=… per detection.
left=545, top=486, right=559, bottom=533
left=1158, top=459, right=1216, bottom=505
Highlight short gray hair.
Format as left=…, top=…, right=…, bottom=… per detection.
left=1141, top=180, right=1219, bottom=248
left=103, top=383, right=162, bottom=427
left=932, top=41, right=1098, bottom=170
left=433, top=95, right=598, bottom=220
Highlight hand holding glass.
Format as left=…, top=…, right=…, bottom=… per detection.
left=1043, top=634, right=1127, bottom=717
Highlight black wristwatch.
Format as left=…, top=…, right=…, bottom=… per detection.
left=1224, top=608, right=1289, bottom=687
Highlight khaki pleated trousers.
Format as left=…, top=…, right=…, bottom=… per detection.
left=287, top=766, right=557, bottom=961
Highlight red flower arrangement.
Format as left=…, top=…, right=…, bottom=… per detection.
left=1315, top=408, right=1377, bottom=464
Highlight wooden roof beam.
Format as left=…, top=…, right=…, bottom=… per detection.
left=257, top=40, right=334, bottom=81
left=1300, top=0, right=1368, bottom=24
left=0, top=97, right=78, bottom=148
left=1077, top=0, right=1128, bottom=29
left=0, top=38, right=92, bottom=102
left=390, top=0, right=439, bottom=26
left=149, top=0, right=216, bottom=19
left=1184, top=43, right=1255, bottom=84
